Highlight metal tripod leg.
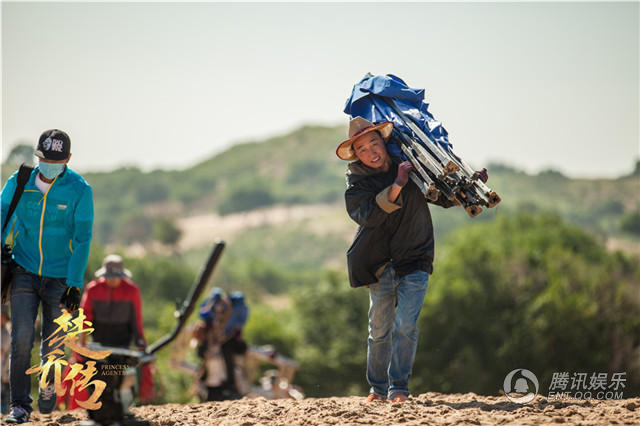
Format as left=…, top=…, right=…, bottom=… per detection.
left=398, top=135, right=462, bottom=202
left=389, top=100, right=502, bottom=209
left=387, top=100, right=460, bottom=175
left=399, top=141, right=455, bottom=202
left=400, top=144, right=440, bottom=201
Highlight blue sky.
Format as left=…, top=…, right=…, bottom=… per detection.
left=2, top=2, right=638, bottom=177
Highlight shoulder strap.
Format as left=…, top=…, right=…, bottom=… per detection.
left=2, top=164, right=34, bottom=232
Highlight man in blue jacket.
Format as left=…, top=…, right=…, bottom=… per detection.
left=1, top=129, right=93, bottom=424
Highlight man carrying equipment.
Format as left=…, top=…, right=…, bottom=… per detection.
left=337, top=117, right=487, bottom=403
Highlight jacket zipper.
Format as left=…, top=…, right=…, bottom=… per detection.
left=38, top=175, right=58, bottom=275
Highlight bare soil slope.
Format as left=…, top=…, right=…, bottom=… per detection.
left=16, top=393, right=639, bottom=425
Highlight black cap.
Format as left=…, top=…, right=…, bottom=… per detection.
left=35, top=129, right=71, bottom=161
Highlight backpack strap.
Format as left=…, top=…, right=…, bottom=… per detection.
left=2, top=164, right=34, bottom=232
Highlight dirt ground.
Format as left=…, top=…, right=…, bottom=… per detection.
left=11, top=392, right=639, bottom=425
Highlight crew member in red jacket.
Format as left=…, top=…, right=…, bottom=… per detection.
left=59, top=254, right=154, bottom=410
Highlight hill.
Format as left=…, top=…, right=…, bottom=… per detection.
left=81, top=125, right=348, bottom=245
left=83, top=125, right=640, bottom=252
left=3, top=124, right=638, bottom=252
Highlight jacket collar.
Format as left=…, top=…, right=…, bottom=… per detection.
left=346, top=157, right=401, bottom=185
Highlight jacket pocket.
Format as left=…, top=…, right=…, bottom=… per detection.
left=347, top=227, right=390, bottom=288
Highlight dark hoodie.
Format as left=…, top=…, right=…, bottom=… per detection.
left=344, top=158, right=455, bottom=287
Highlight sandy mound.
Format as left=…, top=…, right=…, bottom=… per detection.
left=15, top=393, right=639, bottom=425
left=176, top=203, right=344, bottom=251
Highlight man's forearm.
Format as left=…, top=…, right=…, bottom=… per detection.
left=388, top=182, right=403, bottom=203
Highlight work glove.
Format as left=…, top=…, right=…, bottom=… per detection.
left=395, top=161, right=414, bottom=187
left=476, top=168, right=489, bottom=183
left=60, top=286, right=81, bottom=312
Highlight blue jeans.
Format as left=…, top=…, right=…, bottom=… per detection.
left=367, top=265, right=429, bottom=398
left=9, top=266, right=66, bottom=411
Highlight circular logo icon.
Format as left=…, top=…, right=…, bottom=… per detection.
left=503, top=368, right=539, bottom=404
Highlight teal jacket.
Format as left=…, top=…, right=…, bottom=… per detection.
left=1, top=166, right=93, bottom=288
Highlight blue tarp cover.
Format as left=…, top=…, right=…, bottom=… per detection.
left=343, top=74, right=452, bottom=158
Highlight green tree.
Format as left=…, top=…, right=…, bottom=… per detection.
left=630, top=159, right=640, bottom=177
left=620, top=211, right=640, bottom=236
left=127, top=255, right=196, bottom=307
left=153, top=217, right=182, bottom=247
left=412, top=213, right=640, bottom=396
left=291, top=271, right=369, bottom=397
left=282, top=213, right=640, bottom=398
left=136, top=181, right=169, bottom=203
left=218, top=179, right=275, bottom=215
left=244, top=304, right=298, bottom=357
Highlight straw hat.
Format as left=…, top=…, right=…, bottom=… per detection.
left=336, top=117, right=393, bottom=161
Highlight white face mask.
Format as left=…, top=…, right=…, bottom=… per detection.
left=39, top=161, right=65, bottom=179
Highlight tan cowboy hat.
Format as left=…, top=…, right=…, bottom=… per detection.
left=336, top=117, right=394, bottom=161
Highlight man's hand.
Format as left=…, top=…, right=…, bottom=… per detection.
left=395, top=161, right=414, bottom=187
left=476, top=168, right=488, bottom=183
left=60, top=286, right=81, bottom=312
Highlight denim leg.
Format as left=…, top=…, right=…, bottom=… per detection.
left=40, top=277, right=66, bottom=382
left=388, top=270, right=429, bottom=398
left=366, top=266, right=396, bottom=397
left=9, top=270, right=41, bottom=411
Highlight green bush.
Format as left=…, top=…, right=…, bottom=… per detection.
left=412, top=213, right=640, bottom=396
left=244, top=304, right=298, bottom=357
left=214, top=256, right=315, bottom=295
left=136, top=181, right=169, bottom=203
left=291, top=271, right=369, bottom=397
left=620, top=211, right=640, bottom=236
left=218, top=179, right=276, bottom=215
left=153, top=217, right=182, bottom=246
left=282, top=213, right=639, bottom=398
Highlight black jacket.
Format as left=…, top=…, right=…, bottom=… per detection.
left=344, top=159, right=455, bottom=287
